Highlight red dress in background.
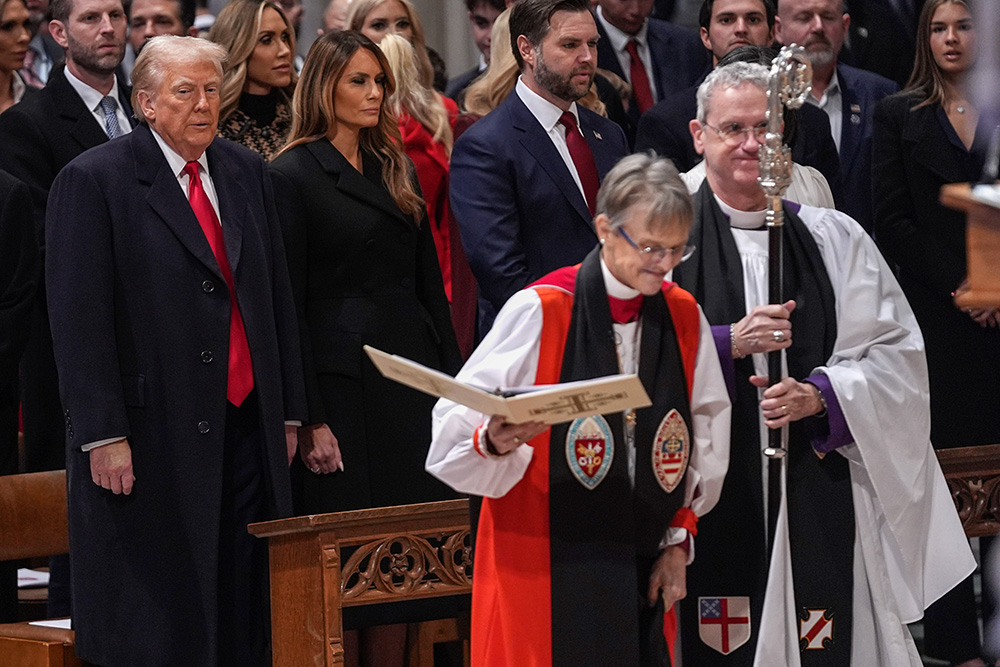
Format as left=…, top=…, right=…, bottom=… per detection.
left=397, top=96, right=478, bottom=358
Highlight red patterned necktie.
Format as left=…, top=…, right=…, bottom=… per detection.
left=558, top=111, right=600, bottom=216
left=624, top=40, right=655, bottom=114
left=183, top=161, right=254, bottom=406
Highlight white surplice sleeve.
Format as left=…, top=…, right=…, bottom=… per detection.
left=426, top=289, right=545, bottom=498
left=798, top=205, right=975, bottom=622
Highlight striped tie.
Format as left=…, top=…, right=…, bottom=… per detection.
left=99, top=96, right=123, bottom=139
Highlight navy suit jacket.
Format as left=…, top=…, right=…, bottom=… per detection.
left=595, top=15, right=708, bottom=140
left=450, top=90, right=629, bottom=333
left=833, top=63, right=898, bottom=232
left=445, top=65, right=482, bottom=103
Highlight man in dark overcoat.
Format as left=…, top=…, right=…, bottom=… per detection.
left=45, top=34, right=306, bottom=667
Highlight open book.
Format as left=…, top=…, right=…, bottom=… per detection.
left=364, top=345, right=651, bottom=425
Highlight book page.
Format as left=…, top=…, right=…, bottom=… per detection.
left=364, top=346, right=651, bottom=425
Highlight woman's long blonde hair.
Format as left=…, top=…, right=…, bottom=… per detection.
left=345, top=0, right=433, bottom=89
left=379, top=33, right=453, bottom=156
left=208, top=0, right=297, bottom=121
left=277, top=30, right=423, bottom=218
left=903, top=0, right=974, bottom=109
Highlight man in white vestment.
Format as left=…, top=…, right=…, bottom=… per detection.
left=671, top=60, right=975, bottom=667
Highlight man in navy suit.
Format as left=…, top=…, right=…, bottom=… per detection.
left=451, top=0, right=629, bottom=335
left=45, top=35, right=305, bottom=667
left=594, top=0, right=708, bottom=140
left=775, top=0, right=897, bottom=232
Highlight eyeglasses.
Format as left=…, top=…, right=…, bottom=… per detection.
left=616, top=227, right=696, bottom=264
left=703, top=120, right=769, bottom=146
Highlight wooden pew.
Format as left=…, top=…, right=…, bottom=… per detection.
left=936, top=443, right=1000, bottom=537
left=249, top=499, right=472, bottom=667
left=0, top=470, right=79, bottom=667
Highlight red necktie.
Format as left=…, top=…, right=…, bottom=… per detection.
left=609, top=294, right=643, bottom=324
left=624, top=40, right=655, bottom=114
left=183, top=161, right=254, bottom=406
left=558, top=111, right=600, bottom=216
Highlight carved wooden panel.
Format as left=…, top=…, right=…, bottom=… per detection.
left=936, top=444, right=1000, bottom=537
left=341, top=529, right=473, bottom=605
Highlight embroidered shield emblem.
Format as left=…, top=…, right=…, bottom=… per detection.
left=699, top=596, right=751, bottom=655
left=651, top=409, right=689, bottom=493
left=799, top=608, right=834, bottom=650
left=565, top=415, right=614, bottom=490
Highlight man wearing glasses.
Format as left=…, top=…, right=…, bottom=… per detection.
left=428, top=153, right=731, bottom=667
left=671, top=61, right=973, bottom=667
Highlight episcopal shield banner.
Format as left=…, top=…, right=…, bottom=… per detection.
left=799, top=608, right=834, bottom=650
left=699, top=596, right=751, bottom=655
left=565, top=415, right=614, bottom=490
left=651, top=408, right=689, bottom=493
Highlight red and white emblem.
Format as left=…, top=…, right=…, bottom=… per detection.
left=799, top=608, right=834, bottom=650
left=651, top=409, right=689, bottom=493
left=698, top=597, right=751, bottom=655
left=565, top=415, right=614, bottom=490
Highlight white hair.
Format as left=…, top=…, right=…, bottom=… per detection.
left=695, top=61, right=770, bottom=123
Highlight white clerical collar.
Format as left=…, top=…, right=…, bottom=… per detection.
left=714, top=194, right=767, bottom=229
left=515, top=76, right=580, bottom=133
left=596, top=5, right=649, bottom=50
left=601, top=255, right=641, bottom=299
left=150, top=127, right=210, bottom=180
left=64, top=65, right=123, bottom=116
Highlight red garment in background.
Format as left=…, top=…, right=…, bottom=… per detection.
left=398, top=97, right=478, bottom=358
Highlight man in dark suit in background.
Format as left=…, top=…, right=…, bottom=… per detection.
left=635, top=0, right=843, bottom=198
left=445, top=0, right=505, bottom=103
left=0, top=0, right=134, bottom=617
left=594, top=0, right=708, bottom=141
left=46, top=35, right=305, bottom=667
left=775, top=0, right=897, bottom=232
left=0, top=170, right=40, bottom=624
left=450, top=0, right=629, bottom=335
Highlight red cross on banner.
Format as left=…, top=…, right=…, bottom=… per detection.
left=699, top=596, right=751, bottom=655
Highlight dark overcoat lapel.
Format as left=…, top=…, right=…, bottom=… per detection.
left=305, top=139, right=412, bottom=226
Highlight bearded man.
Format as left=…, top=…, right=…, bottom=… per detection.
left=449, top=0, right=629, bottom=336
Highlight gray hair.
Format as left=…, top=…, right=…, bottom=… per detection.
left=131, top=35, right=228, bottom=123
left=596, top=153, right=693, bottom=232
left=695, top=61, right=770, bottom=123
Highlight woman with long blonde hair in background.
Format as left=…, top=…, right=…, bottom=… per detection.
left=209, top=0, right=296, bottom=159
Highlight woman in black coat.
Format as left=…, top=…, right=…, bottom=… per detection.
left=873, top=2, right=998, bottom=666
left=270, top=30, right=460, bottom=514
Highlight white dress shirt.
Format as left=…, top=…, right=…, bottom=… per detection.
left=806, top=68, right=842, bottom=153
left=63, top=66, right=133, bottom=138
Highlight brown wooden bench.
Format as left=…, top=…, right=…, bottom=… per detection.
left=0, top=470, right=79, bottom=667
